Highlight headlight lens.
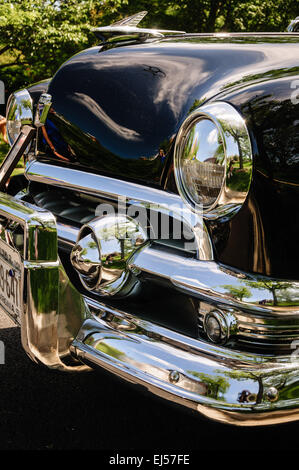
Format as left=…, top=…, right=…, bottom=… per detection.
left=6, top=89, right=33, bottom=146
left=179, top=118, right=225, bottom=209
left=174, top=101, right=253, bottom=219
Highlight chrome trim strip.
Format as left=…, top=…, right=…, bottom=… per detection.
left=57, top=221, right=79, bottom=246
left=94, top=25, right=184, bottom=41
left=70, top=299, right=299, bottom=425
left=25, top=160, right=213, bottom=260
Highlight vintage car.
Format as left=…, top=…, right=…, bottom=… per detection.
left=1, top=11, right=299, bottom=426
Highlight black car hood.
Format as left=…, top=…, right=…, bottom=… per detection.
left=46, top=34, right=299, bottom=185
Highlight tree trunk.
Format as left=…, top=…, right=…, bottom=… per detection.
left=272, top=288, right=278, bottom=306
left=206, top=0, right=220, bottom=32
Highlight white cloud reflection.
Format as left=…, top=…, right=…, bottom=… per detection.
left=72, top=92, right=142, bottom=141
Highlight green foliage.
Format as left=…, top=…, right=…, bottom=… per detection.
left=0, top=0, right=298, bottom=95
left=0, top=0, right=100, bottom=93
left=0, top=136, right=24, bottom=177
left=227, top=168, right=251, bottom=192
left=122, top=0, right=298, bottom=33
left=0, top=138, right=8, bottom=164
left=222, top=285, right=252, bottom=301
left=188, top=370, right=230, bottom=400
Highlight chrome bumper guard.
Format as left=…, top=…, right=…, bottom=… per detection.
left=1, top=192, right=299, bottom=424
left=0, top=192, right=88, bottom=371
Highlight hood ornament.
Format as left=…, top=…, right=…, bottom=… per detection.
left=287, top=16, right=299, bottom=32
left=110, top=10, right=148, bottom=28
left=93, top=11, right=185, bottom=43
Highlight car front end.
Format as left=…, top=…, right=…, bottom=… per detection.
left=1, top=18, right=299, bottom=425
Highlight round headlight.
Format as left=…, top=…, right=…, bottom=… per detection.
left=174, top=101, right=253, bottom=219
left=179, top=118, right=226, bottom=210
left=6, top=89, right=33, bottom=147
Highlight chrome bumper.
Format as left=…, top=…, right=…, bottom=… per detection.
left=71, top=297, right=299, bottom=426
left=1, top=192, right=299, bottom=425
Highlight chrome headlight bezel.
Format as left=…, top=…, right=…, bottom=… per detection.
left=6, top=89, right=34, bottom=148
left=174, top=101, right=253, bottom=220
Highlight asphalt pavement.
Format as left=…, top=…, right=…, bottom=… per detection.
left=0, top=309, right=298, bottom=451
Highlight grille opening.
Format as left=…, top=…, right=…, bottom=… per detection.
left=28, top=182, right=197, bottom=255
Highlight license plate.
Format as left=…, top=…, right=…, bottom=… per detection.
left=0, top=238, right=23, bottom=322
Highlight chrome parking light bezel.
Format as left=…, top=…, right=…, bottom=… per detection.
left=6, top=89, right=34, bottom=148
left=71, top=214, right=148, bottom=297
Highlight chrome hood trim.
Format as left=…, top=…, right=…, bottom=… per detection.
left=93, top=11, right=185, bottom=42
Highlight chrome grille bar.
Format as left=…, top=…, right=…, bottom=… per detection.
left=129, top=244, right=299, bottom=315
left=25, top=160, right=213, bottom=260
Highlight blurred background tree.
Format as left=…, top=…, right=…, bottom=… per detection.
left=0, top=0, right=125, bottom=94
left=0, top=0, right=298, bottom=96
